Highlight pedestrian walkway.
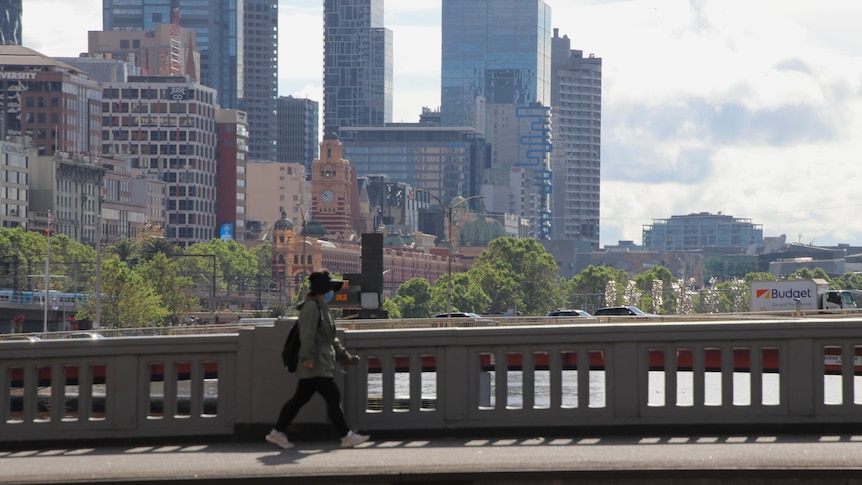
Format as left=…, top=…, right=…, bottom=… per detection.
left=4, top=433, right=862, bottom=484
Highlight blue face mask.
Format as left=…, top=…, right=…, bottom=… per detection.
left=323, top=290, right=335, bottom=303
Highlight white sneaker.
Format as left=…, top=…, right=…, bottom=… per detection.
left=340, top=430, right=370, bottom=448
left=265, top=429, right=293, bottom=449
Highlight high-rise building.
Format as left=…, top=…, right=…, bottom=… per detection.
left=101, top=75, right=219, bottom=247
left=216, top=109, right=249, bottom=242
left=323, top=0, right=393, bottom=135
left=239, top=0, right=278, bottom=162
left=551, top=29, right=602, bottom=247
left=1, top=0, right=22, bottom=45
left=441, top=0, right=553, bottom=239
left=277, top=96, right=319, bottom=170
left=103, top=1, right=243, bottom=111
left=441, top=0, right=552, bottom=129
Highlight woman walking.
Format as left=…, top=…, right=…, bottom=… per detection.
left=266, top=271, right=369, bottom=449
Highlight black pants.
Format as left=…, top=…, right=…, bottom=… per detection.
left=275, top=376, right=349, bottom=438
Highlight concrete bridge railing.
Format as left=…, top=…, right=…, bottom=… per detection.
left=4, top=316, right=862, bottom=444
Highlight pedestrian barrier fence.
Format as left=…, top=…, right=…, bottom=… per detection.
left=3, top=316, right=862, bottom=444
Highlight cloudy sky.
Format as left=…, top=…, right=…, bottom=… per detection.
left=23, top=0, right=862, bottom=248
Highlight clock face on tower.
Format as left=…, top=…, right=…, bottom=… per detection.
left=321, top=189, right=335, bottom=203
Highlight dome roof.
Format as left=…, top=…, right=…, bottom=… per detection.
left=458, top=214, right=506, bottom=247
left=450, top=195, right=467, bottom=208
left=273, top=211, right=294, bottom=230
left=384, top=233, right=414, bottom=247
left=303, top=218, right=328, bottom=237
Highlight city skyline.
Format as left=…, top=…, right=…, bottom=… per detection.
left=22, top=0, right=862, bottom=248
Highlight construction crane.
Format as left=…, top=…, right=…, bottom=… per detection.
left=169, top=7, right=182, bottom=76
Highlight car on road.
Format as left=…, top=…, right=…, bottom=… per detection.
left=434, top=312, right=483, bottom=319
left=62, top=332, right=106, bottom=339
left=433, top=312, right=498, bottom=326
left=593, top=306, right=652, bottom=317
left=0, top=335, right=41, bottom=342
left=546, top=309, right=591, bottom=317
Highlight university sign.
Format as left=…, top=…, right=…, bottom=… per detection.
left=0, top=72, right=39, bottom=81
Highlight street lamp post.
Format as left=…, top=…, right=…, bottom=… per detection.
left=418, top=191, right=484, bottom=316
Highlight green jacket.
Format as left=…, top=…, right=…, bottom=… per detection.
left=295, top=297, right=347, bottom=379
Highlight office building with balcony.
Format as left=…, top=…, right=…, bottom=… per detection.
left=551, top=29, right=602, bottom=247
left=643, top=212, right=764, bottom=252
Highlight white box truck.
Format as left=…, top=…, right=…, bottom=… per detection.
left=749, top=278, right=856, bottom=312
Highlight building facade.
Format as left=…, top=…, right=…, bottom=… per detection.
left=215, top=109, right=249, bottom=242
left=323, top=0, right=393, bottom=134
left=277, top=95, right=319, bottom=169
left=245, top=161, right=308, bottom=231
left=239, top=0, right=278, bottom=162
left=0, top=46, right=103, bottom=157
left=101, top=76, right=219, bottom=247
left=551, top=29, right=602, bottom=247
left=642, top=212, right=764, bottom=252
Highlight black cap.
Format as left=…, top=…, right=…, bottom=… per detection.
left=308, top=271, right=343, bottom=295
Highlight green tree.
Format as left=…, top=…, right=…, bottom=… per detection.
left=470, top=237, right=562, bottom=315
left=106, top=238, right=138, bottom=263
left=77, top=257, right=167, bottom=328
left=569, top=265, right=630, bottom=307
left=136, top=252, right=199, bottom=324
left=382, top=297, right=403, bottom=319
left=392, top=278, right=434, bottom=318
left=429, top=272, right=491, bottom=315
left=633, top=265, right=675, bottom=314
left=141, top=236, right=179, bottom=261
left=789, top=267, right=831, bottom=282
left=834, top=272, right=862, bottom=290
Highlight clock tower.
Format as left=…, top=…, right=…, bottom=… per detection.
left=311, top=133, right=352, bottom=239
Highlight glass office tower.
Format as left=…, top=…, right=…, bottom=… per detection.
left=441, top=0, right=552, bottom=129
left=323, top=0, right=393, bottom=135
left=441, top=0, right=553, bottom=238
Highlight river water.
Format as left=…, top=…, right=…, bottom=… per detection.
left=366, top=371, right=859, bottom=409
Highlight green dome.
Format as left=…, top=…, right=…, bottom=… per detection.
left=383, top=233, right=414, bottom=247
left=273, top=211, right=294, bottom=230
left=458, top=214, right=506, bottom=247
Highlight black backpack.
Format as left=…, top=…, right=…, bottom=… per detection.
left=281, top=300, right=321, bottom=372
